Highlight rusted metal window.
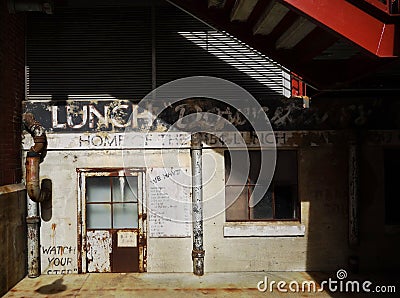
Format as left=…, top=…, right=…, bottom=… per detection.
left=225, top=150, right=299, bottom=221
left=86, top=176, right=139, bottom=229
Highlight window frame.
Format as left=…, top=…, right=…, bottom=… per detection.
left=85, top=175, right=139, bottom=229
left=224, top=149, right=300, bottom=223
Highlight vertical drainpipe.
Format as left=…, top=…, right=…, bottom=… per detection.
left=23, top=113, right=48, bottom=278
left=348, top=134, right=360, bottom=246
left=27, top=198, right=40, bottom=277
left=191, top=133, right=205, bottom=276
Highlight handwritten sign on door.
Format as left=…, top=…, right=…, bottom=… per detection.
left=117, top=231, right=137, bottom=247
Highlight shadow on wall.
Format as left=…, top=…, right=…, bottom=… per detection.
left=303, top=145, right=350, bottom=297
left=305, top=137, right=400, bottom=296
left=40, top=179, right=53, bottom=222
left=303, top=145, right=349, bottom=272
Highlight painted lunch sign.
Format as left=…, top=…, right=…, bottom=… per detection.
left=23, top=98, right=305, bottom=133
left=22, top=99, right=360, bottom=150
left=22, top=99, right=303, bottom=150
left=24, top=96, right=395, bottom=134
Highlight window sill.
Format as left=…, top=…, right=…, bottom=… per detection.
left=223, top=222, right=305, bottom=237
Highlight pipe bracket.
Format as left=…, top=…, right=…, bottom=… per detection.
left=191, top=132, right=203, bottom=149
left=192, top=249, right=205, bottom=260
left=26, top=216, right=40, bottom=224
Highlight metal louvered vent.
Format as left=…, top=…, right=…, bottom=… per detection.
left=177, top=31, right=290, bottom=96
left=155, top=4, right=291, bottom=100
left=26, top=1, right=291, bottom=102
left=27, top=6, right=152, bottom=101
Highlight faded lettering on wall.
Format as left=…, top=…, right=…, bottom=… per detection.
left=42, top=245, right=77, bottom=274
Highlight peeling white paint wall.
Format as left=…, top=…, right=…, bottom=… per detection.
left=201, top=148, right=349, bottom=272
left=28, top=145, right=351, bottom=273
left=22, top=131, right=356, bottom=274
left=21, top=128, right=400, bottom=274
left=35, top=149, right=192, bottom=274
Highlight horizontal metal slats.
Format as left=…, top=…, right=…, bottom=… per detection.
left=155, top=4, right=289, bottom=100
left=27, top=6, right=152, bottom=100
left=27, top=1, right=289, bottom=102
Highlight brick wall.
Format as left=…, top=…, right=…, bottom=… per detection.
left=0, top=0, right=25, bottom=186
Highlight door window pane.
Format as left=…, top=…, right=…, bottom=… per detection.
left=112, top=176, right=138, bottom=202
left=87, top=204, right=111, bottom=229
left=87, top=177, right=111, bottom=202
left=113, top=203, right=138, bottom=228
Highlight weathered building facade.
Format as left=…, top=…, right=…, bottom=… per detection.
left=22, top=96, right=400, bottom=275
left=19, top=0, right=400, bottom=278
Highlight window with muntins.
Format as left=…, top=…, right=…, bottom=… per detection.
left=86, top=176, right=139, bottom=229
left=225, top=150, right=299, bottom=221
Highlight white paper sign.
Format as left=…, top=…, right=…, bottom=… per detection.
left=117, top=231, right=137, bottom=247
left=148, top=168, right=191, bottom=238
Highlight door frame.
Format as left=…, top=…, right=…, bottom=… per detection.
left=77, top=168, right=147, bottom=273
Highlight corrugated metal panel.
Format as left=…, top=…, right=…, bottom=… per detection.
left=26, top=1, right=289, bottom=102
left=27, top=6, right=152, bottom=100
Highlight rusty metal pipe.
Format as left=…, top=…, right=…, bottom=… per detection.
left=23, top=113, right=48, bottom=202
left=23, top=113, right=47, bottom=155
left=27, top=200, right=40, bottom=278
left=23, top=113, right=48, bottom=278
left=191, top=133, right=205, bottom=276
left=26, top=154, right=41, bottom=202
left=349, top=137, right=360, bottom=246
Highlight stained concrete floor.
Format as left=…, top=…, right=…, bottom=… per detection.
left=3, top=272, right=396, bottom=297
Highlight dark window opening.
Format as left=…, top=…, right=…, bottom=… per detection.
left=224, top=150, right=298, bottom=221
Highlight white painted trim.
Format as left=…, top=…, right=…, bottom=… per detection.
left=22, top=131, right=344, bottom=151
left=223, top=222, right=305, bottom=237
left=22, top=132, right=191, bottom=150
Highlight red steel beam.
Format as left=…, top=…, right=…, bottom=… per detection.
left=279, top=0, right=397, bottom=57
left=364, top=0, right=388, bottom=13
left=168, top=0, right=395, bottom=88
